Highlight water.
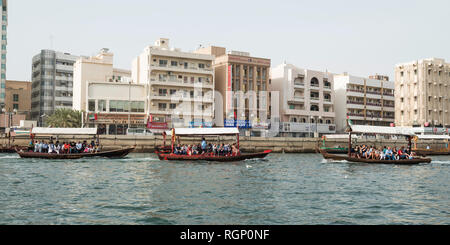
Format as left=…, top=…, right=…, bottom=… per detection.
left=0, top=153, right=449, bottom=225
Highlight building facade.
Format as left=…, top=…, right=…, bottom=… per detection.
left=132, top=38, right=215, bottom=128
left=31, top=50, right=79, bottom=126
left=270, top=63, right=336, bottom=137
left=0, top=0, right=7, bottom=106
left=395, top=58, right=450, bottom=129
left=4, top=80, right=31, bottom=119
left=196, top=46, right=270, bottom=135
left=334, top=73, right=395, bottom=133
left=73, top=49, right=146, bottom=135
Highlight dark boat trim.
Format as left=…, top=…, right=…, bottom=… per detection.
left=16, top=147, right=135, bottom=159
left=156, top=150, right=272, bottom=162
left=319, top=149, right=431, bottom=165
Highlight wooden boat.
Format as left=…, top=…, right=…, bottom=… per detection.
left=414, top=149, right=450, bottom=156
left=157, top=127, right=272, bottom=162
left=16, top=127, right=134, bottom=159
left=1, top=146, right=28, bottom=153
left=320, top=149, right=431, bottom=165
left=412, top=135, right=450, bottom=156
left=16, top=147, right=135, bottom=159
left=320, top=123, right=432, bottom=165
left=156, top=150, right=272, bottom=162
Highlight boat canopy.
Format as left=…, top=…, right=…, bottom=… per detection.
left=323, top=134, right=358, bottom=139
left=31, top=127, right=98, bottom=135
left=416, top=135, right=450, bottom=140
left=349, top=125, right=415, bottom=136
left=166, top=128, right=239, bottom=136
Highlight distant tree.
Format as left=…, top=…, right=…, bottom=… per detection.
left=45, top=109, right=82, bottom=128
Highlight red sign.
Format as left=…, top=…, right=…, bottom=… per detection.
left=147, top=122, right=168, bottom=130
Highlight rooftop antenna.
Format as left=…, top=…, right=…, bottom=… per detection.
left=50, top=34, right=54, bottom=50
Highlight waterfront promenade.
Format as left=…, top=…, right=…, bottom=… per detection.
left=1, top=135, right=446, bottom=153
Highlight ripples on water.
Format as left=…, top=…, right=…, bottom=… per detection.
left=0, top=153, right=449, bottom=225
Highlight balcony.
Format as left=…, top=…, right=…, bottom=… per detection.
left=150, top=64, right=213, bottom=75
left=346, top=88, right=364, bottom=93
left=347, top=100, right=364, bottom=105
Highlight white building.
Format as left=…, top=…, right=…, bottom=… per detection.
left=0, top=0, right=7, bottom=106
left=73, top=49, right=147, bottom=135
left=334, top=73, right=395, bottom=133
left=132, top=38, right=215, bottom=128
left=270, top=63, right=336, bottom=137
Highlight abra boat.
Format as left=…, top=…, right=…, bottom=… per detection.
left=156, top=127, right=272, bottom=162
left=16, top=147, right=135, bottom=159
left=412, top=135, right=450, bottom=156
left=156, top=150, right=272, bottom=162
left=319, top=123, right=432, bottom=165
left=320, top=149, right=431, bottom=165
left=16, top=127, right=134, bottom=159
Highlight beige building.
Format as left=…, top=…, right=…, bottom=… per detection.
left=196, top=46, right=270, bottom=135
left=73, top=49, right=146, bottom=135
left=4, top=80, right=31, bottom=117
left=132, top=38, right=215, bottom=128
left=270, top=63, right=336, bottom=137
left=395, top=58, right=450, bottom=129
left=334, top=73, right=395, bottom=133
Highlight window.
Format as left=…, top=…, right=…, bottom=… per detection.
left=400, top=71, right=404, bottom=77
left=159, top=88, right=167, bottom=96
left=131, top=101, right=145, bottom=112
left=169, top=103, right=177, bottom=109
left=310, top=77, right=319, bottom=87
left=159, top=60, right=168, bottom=67
left=158, top=103, right=167, bottom=111
left=13, top=94, right=19, bottom=102
left=1, top=54, right=5, bottom=60
left=169, top=89, right=177, bottom=95
left=1, top=35, right=5, bottom=40
left=13, top=104, right=19, bottom=110
left=198, top=63, right=205, bottom=69
left=289, top=105, right=295, bottom=110
left=88, top=100, right=96, bottom=112
left=190, top=91, right=194, bottom=97
left=171, top=61, right=178, bottom=66
left=2, top=25, right=5, bottom=31
left=98, top=100, right=107, bottom=112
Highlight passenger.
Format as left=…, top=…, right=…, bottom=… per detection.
left=55, top=141, right=61, bottom=154
left=42, top=141, right=48, bottom=153
left=76, top=141, right=82, bottom=153
left=385, top=147, right=394, bottom=160
left=201, top=138, right=207, bottom=153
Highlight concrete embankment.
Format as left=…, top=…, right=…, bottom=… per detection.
left=1, top=135, right=447, bottom=153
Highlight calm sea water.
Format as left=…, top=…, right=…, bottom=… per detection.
left=0, top=153, right=449, bottom=225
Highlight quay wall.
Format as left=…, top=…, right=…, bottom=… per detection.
left=1, top=135, right=448, bottom=153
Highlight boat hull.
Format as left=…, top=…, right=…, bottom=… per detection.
left=319, top=150, right=431, bottom=165
left=156, top=150, right=272, bottom=162
left=16, top=147, right=135, bottom=159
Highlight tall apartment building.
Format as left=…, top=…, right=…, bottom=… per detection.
left=73, top=49, right=145, bottom=135
left=195, top=46, right=270, bottom=135
left=334, top=73, right=395, bottom=133
left=132, top=38, right=215, bottom=128
left=395, top=58, right=450, bottom=129
left=0, top=0, right=7, bottom=106
left=270, top=63, right=336, bottom=137
left=31, top=50, right=79, bottom=126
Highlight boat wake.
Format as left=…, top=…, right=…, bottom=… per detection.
left=321, top=159, right=349, bottom=164
left=0, top=155, right=20, bottom=159
left=120, top=157, right=160, bottom=162
left=431, top=160, right=450, bottom=165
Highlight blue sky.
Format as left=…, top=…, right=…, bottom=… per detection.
left=6, top=0, right=450, bottom=81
